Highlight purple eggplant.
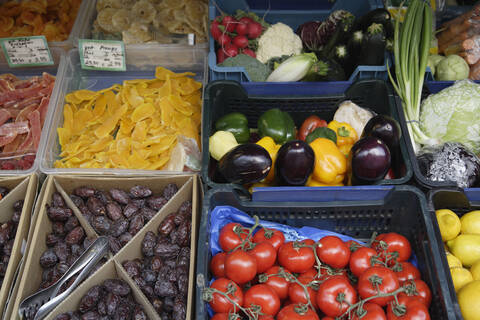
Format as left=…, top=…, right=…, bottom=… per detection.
left=275, top=140, right=315, bottom=186
left=350, top=136, right=391, bottom=185
left=361, top=115, right=401, bottom=149
left=218, top=144, right=272, bottom=185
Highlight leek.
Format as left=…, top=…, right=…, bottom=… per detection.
left=388, top=0, right=439, bottom=153
left=266, top=53, right=316, bottom=82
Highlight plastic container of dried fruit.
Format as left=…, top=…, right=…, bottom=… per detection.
left=38, top=46, right=207, bottom=176
left=76, top=0, right=209, bottom=49
left=0, top=47, right=66, bottom=176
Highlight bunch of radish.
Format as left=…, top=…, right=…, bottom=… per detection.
left=210, top=15, right=264, bottom=63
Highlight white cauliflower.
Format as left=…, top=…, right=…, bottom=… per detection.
left=256, top=23, right=303, bottom=63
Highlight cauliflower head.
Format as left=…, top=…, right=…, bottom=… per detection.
left=256, top=22, right=303, bottom=63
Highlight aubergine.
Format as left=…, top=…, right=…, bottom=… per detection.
left=361, top=115, right=402, bottom=150
left=353, top=8, right=394, bottom=39
left=275, top=140, right=315, bottom=186
left=320, top=12, right=355, bottom=59
left=359, top=23, right=386, bottom=66
left=350, top=136, right=391, bottom=185
left=332, top=45, right=350, bottom=76
left=345, top=30, right=363, bottom=75
left=218, top=143, right=272, bottom=184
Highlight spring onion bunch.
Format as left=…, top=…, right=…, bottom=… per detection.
left=388, top=0, right=439, bottom=152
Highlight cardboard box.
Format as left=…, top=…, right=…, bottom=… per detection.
left=0, top=175, right=38, bottom=317
left=11, top=174, right=198, bottom=320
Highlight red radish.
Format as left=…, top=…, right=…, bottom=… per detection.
left=217, top=48, right=227, bottom=64
left=221, top=16, right=237, bottom=32
left=247, top=21, right=263, bottom=39
left=217, top=33, right=231, bottom=46
left=242, top=48, right=256, bottom=58
left=210, top=20, right=222, bottom=40
left=236, top=22, right=249, bottom=36
left=224, top=44, right=239, bottom=57
left=239, top=17, right=255, bottom=25
left=233, top=35, right=248, bottom=49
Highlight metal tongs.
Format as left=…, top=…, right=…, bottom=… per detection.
left=18, top=236, right=109, bottom=320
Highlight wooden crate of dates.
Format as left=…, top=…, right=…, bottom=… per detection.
left=0, top=175, right=37, bottom=317
left=10, top=174, right=198, bottom=320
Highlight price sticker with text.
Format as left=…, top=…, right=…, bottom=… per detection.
left=0, top=36, right=54, bottom=67
left=79, top=39, right=126, bottom=71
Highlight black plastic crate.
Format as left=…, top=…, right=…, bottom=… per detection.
left=195, top=185, right=456, bottom=319
left=202, top=80, right=413, bottom=192
left=428, top=188, right=480, bottom=319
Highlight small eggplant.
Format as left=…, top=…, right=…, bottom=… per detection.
left=275, top=140, right=315, bottom=186
left=218, top=144, right=272, bottom=184
left=350, top=136, right=391, bottom=185
left=361, top=114, right=402, bottom=150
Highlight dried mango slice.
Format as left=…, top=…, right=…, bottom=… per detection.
left=74, top=90, right=99, bottom=101
left=155, top=66, right=195, bottom=80
left=94, top=102, right=127, bottom=138
left=131, top=102, right=155, bottom=122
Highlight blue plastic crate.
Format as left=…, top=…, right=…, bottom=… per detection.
left=208, top=0, right=389, bottom=83
left=196, top=185, right=457, bottom=320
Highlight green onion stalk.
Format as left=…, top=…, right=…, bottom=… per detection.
left=388, top=0, right=440, bottom=153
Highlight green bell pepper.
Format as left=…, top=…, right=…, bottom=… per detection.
left=215, top=112, right=250, bottom=144
left=257, top=108, right=296, bottom=145
left=305, top=127, right=337, bottom=144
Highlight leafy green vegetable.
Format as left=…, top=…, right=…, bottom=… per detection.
left=435, top=54, right=469, bottom=81
left=266, top=55, right=292, bottom=71
left=427, top=54, right=445, bottom=76
left=420, top=80, right=480, bottom=154
left=219, top=54, right=271, bottom=82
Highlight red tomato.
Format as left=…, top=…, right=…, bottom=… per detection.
left=253, top=228, right=285, bottom=252
left=225, top=249, right=257, bottom=284
left=316, top=275, right=357, bottom=317
left=278, top=240, right=315, bottom=273
left=316, top=236, right=351, bottom=269
left=300, top=268, right=318, bottom=279
left=211, top=313, right=237, bottom=320
left=386, top=295, right=431, bottom=320
left=221, top=16, right=237, bottom=32
left=349, top=247, right=381, bottom=277
left=277, top=304, right=320, bottom=320
left=262, top=266, right=291, bottom=300
left=351, top=302, right=386, bottom=320
left=373, top=233, right=412, bottom=264
left=298, top=115, right=328, bottom=141
left=219, top=223, right=249, bottom=252
left=244, top=284, right=281, bottom=316
left=358, top=266, right=400, bottom=307
left=208, top=278, right=244, bottom=313
left=399, top=279, right=432, bottom=308
left=345, top=239, right=363, bottom=252
left=248, top=241, right=277, bottom=273
left=288, top=275, right=318, bottom=308
left=258, top=316, right=275, bottom=320
left=322, top=318, right=335, bottom=320
left=394, top=262, right=420, bottom=283
left=210, top=252, right=227, bottom=278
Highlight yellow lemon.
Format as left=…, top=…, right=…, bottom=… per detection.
left=458, top=280, right=480, bottom=320
left=450, top=267, right=473, bottom=292
left=461, top=210, right=480, bottom=235
left=470, top=260, right=480, bottom=280
left=446, top=252, right=462, bottom=268
left=436, top=209, right=461, bottom=241
left=447, top=234, right=480, bottom=267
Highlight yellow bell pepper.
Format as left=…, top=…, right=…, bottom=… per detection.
left=256, top=136, right=281, bottom=183
left=306, top=176, right=344, bottom=187
left=310, top=138, right=347, bottom=184
left=327, top=120, right=358, bottom=157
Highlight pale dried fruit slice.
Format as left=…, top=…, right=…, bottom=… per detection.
left=131, top=0, right=157, bottom=24
left=96, top=0, right=121, bottom=12
left=97, top=8, right=117, bottom=33
left=122, top=22, right=152, bottom=44
left=112, top=8, right=130, bottom=32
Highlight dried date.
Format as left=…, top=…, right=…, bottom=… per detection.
left=128, top=214, right=144, bottom=236
left=52, top=192, right=65, bottom=207
left=65, top=216, right=80, bottom=232
left=129, top=185, right=152, bottom=198
left=109, top=189, right=130, bottom=205
left=52, top=221, right=66, bottom=236
left=123, top=203, right=138, bottom=219
left=122, top=260, right=141, bottom=278
left=70, top=195, right=85, bottom=208
left=106, top=202, right=123, bottom=221
left=74, top=186, right=95, bottom=199
left=65, top=226, right=85, bottom=245
left=140, top=207, right=156, bottom=222
left=111, top=219, right=129, bottom=238
left=141, top=231, right=156, bottom=257
left=91, top=216, right=112, bottom=235
left=39, top=249, right=58, bottom=268
left=163, top=183, right=178, bottom=200
left=154, top=280, right=177, bottom=297
left=154, top=241, right=180, bottom=258
left=47, top=206, right=72, bottom=221
left=87, top=197, right=106, bottom=216
left=104, top=279, right=131, bottom=296
left=54, top=241, right=70, bottom=262
left=106, top=292, right=120, bottom=316
left=118, top=232, right=132, bottom=246
left=95, top=190, right=112, bottom=205
left=147, top=195, right=167, bottom=211
left=157, top=214, right=175, bottom=237
left=108, top=236, right=122, bottom=255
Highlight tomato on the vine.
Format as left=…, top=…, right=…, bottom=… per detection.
left=248, top=241, right=277, bottom=273
left=349, top=247, right=382, bottom=277
left=219, top=222, right=249, bottom=252
left=211, top=313, right=240, bottom=320
left=300, top=268, right=318, bottom=279
left=386, top=295, right=430, bottom=320
left=316, top=236, right=351, bottom=269
left=262, top=266, right=292, bottom=300
left=253, top=228, right=285, bottom=252
left=345, top=239, right=363, bottom=252
left=278, top=240, right=315, bottom=273
left=316, top=275, right=357, bottom=317
left=373, top=233, right=412, bottom=264
left=208, top=278, right=244, bottom=313
left=244, top=284, right=281, bottom=316
left=210, top=252, right=227, bottom=278
left=351, top=302, right=386, bottom=320
left=393, top=261, right=420, bottom=283
left=288, top=275, right=318, bottom=308
left=399, top=279, right=432, bottom=308
left=225, top=249, right=257, bottom=284
left=276, top=304, right=320, bottom=320
left=358, top=266, right=400, bottom=307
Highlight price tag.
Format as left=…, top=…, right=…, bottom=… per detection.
left=0, top=36, right=54, bottom=67
left=79, top=39, right=126, bottom=71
